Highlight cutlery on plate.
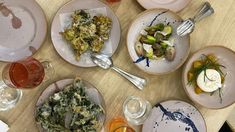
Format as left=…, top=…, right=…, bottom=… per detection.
left=177, top=2, right=214, bottom=36
left=91, top=53, right=146, bottom=90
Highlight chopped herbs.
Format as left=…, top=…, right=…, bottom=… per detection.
left=36, top=78, right=104, bottom=132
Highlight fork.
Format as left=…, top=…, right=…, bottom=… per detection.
left=177, top=2, right=214, bottom=36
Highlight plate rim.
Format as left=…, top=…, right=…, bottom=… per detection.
left=34, top=78, right=106, bottom=131
left=126, top=8, right=191, bottom=75
left=136, top=0, right=192, bottom=12
left=182, top=45, right=235, bottom=109
left=50, top=0, right=121, bottom=68
left=142, top=99, right=207, bottom=132
left=0, top=0, right=47, bottom=62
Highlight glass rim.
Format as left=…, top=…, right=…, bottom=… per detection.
left=112, top=125, right=135, bottom=132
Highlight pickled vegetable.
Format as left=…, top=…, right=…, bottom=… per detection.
left=193, top=60, right=203, bottom=69
left=207, top=54, right=217, bottom=62
left=195, top=87, right=203, bottom=94
left=163, top=25, right=172, bottom=36
left=188, top=72, right=194, bottom=81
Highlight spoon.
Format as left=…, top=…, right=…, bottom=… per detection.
left=91, top=53, right=146, bottom=90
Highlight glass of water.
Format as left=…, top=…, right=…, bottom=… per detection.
left=123, top=96, right=152, bottom=125
left=0, top=81, right=22, bottom=111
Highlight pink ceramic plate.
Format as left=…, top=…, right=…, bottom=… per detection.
left=137, top=0, right=191, bottom=12
left=35, top=78, right=106, bottom=131
left=0, top=0, right=47, bottom=62
left=51, top=0, right=121, bottom=67
left=183, top=46, right=235, bottom=109
left=142, top=100, right=206, bottom=132
left=127, top=9, right=190, bottom=75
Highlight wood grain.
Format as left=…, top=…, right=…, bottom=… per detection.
left=0, top=0, right=235, bottom=132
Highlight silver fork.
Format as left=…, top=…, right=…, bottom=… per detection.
left=177, top=2, right=214, bottom=36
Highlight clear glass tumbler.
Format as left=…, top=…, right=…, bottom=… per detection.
left=123, top=96, right=152, bottom=125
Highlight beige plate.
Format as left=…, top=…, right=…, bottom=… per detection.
left=51, top=0, right=121, bottom=67
left=127, top=9, right=190, bottom=75
left=35, top=78, right=106, bottom=131
left=0, top=0, right=47, bottom=62
left=137, top=0, right=191, bottom=12
left=182, top=46, right=235, bottom=109
left=142, top=100, right=206, bottom=132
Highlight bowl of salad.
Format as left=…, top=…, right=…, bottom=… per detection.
left=127, top=9, right=190, bottom=75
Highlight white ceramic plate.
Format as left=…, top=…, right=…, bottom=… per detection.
left=0, top=0, right=47, bottom=62
left=142, top=100, right=206, bottom=132
left=51, top=0, right=121, bottom=67
left=183, top=46, right=235, bottom=109
left=35, top=78, right=106, bottom=131
left=127, top=9, right=190, bottom=75
left=137, top=0, right=191, bottom=12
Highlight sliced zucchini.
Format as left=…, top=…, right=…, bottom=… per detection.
left=146, top=35, right=157, bottom=43
left=163, top=25, right=173, bottom=36
left=160, top=42, right=168, bottom=49
left=152, top=23, right=164, bottom=31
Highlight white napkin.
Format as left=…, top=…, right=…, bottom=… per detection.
left=0, top=120, right=9, bottom=132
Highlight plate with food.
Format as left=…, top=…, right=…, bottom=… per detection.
left=142, top=100, right=206, bottom=132
left=127, top=9, right=190, bottom=75
left=0, top=0, right=47, bottom=62
left=35, top=78, right=106, bottom=131
left=183, top=46, right=235, bottom=109
left=136, top=0, right=191, bottom=12
left=51, top=0, right=121, bottom=67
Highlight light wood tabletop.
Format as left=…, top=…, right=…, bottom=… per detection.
left=1, top=0, right=235, bottom=131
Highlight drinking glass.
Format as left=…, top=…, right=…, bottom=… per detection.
left=0, top=57, right=54, bottom=111
left=123, top=96, right=152, bottom=125
left=109, top=117, right=135, bottom=132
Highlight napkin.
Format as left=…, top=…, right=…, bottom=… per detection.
left=0, top=120, right=9, bottom=132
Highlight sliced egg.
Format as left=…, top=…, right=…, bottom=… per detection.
left=196, top=69, right=222, bottom=92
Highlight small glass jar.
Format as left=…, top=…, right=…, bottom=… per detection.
left=123, top=96, right=152, bottom=125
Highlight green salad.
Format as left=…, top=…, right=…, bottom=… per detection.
left=134, top=23, right=176, bottom=66
left=36, top=78, right=104, bottom=132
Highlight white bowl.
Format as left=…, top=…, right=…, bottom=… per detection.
left=127, top=9, right=190, bottom=75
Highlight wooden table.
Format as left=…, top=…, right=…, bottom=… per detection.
left=0, top=0, right=235, bottom=131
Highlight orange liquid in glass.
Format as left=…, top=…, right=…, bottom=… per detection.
left=9, top=58, right=45, bottom=88
left=109, top=117, right=135, bottom=132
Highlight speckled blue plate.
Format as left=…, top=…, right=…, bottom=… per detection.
left=142, top=100, right=206, bottom=132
